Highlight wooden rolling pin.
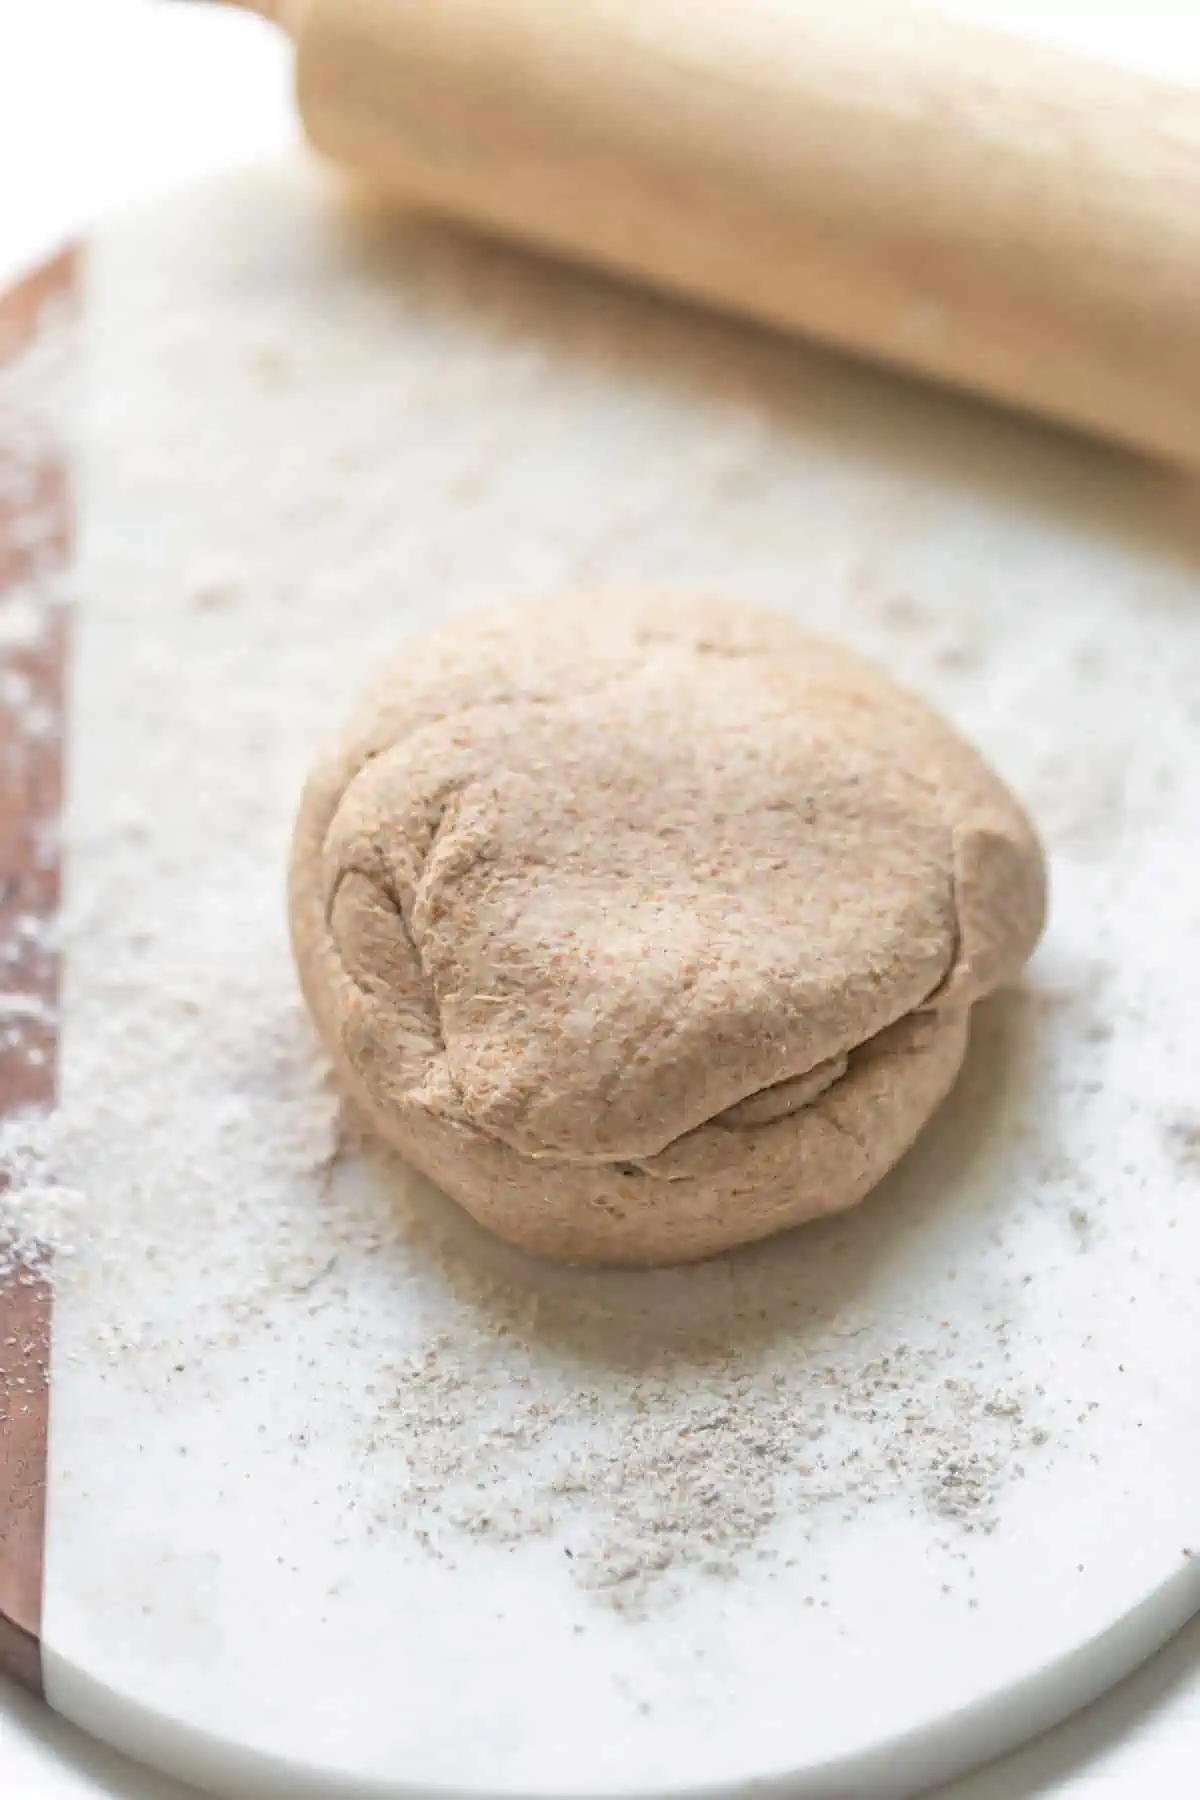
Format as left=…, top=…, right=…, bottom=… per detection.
left=215, top=0, right=1200, bottom=465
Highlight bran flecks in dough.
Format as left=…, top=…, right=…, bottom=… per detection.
left=289, top=595, right=1045, bottom=1265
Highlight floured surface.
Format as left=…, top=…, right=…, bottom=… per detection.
left=3, top=160, right=1199, bottom=1793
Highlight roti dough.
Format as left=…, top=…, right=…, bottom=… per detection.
left=289, top=595, right=1045, bottom=1265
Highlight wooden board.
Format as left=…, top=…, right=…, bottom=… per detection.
left=0, top=246, right=76, bottom=1698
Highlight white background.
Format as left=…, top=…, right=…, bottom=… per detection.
left=1, top=2, right=1199, bottom=1797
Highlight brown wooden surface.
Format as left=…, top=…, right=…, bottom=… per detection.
left=0, top=246, right=77, bottom=1696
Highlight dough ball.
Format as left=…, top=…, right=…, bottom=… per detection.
left=289, top=595, right=1045, bottom=1266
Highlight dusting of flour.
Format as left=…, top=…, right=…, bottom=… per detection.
left=3, top=162, right=1199, bottom=1648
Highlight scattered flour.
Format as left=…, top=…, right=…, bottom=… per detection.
left=2, top=163, right=1199, bottom=1636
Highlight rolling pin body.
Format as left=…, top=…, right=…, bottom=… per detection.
left=292, top=0, right=1200, bottom=463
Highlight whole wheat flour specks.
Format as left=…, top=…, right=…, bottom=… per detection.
left=289, top=594, right=1043, bottom=1264
left=2, top=164, right=1199, bottom=1633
